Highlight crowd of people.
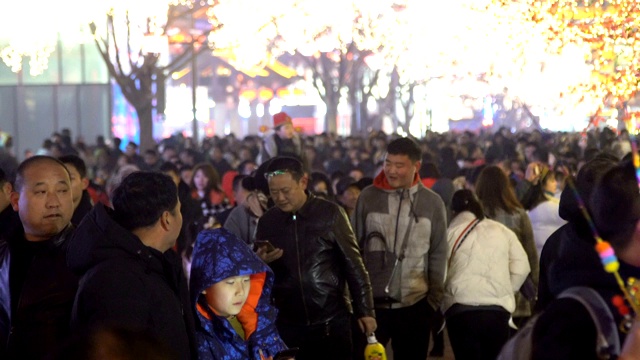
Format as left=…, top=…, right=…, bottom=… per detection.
left=2, top=111, right=640, bottom=359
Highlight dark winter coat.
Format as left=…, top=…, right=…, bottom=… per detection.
left=70, top=190, right=93, bottom=226
left=190, top=228, right=287, bottom=360
left=0, top=224, right=78, bottom=359
left=537, top=184, right=610, bottom=310
left=66, top=204, right=195, bottom=360
left=255, top=193, right=375, bottom=325
left=533, top=183, right=639, bottom=358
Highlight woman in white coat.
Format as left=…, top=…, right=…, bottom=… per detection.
left=443, top=190, right=531, bottom=360
left=521, top=164, right=566, bottom=259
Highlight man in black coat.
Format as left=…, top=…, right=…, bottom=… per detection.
left=58, top=155, right=93, bottom=226
left=67, top=172, right=196, bottom=360
left=0, top=156, right=78, bottom=359
left=536, top=153, right=618, bottom=311
left=532, top=158, right=640, bottom=359
left=255, top=157, right=376, bottom=360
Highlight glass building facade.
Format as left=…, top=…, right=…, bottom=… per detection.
left=0, top=34, right=111, bottom=161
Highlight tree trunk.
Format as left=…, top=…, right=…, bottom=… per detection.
left=349, top=89, right=361, bottom=135
left=135, top=104, right=155, bottom=152
left=325, top=99, right=339, bottom=134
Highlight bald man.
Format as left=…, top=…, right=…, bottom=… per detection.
left=0, top=156, right=78, bottom=359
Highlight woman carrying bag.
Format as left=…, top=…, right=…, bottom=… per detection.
left=443, top=190, right=530, bottom=360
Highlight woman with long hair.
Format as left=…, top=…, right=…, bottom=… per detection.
left=190, top=162, right=233, bottom=232
left=520, top=163, right=566, bottom=258
left=444, top=190, right=530, bottom=360
left=475, top=165, right=538, bottom=327
left=180, top=163, right=234, bottom=280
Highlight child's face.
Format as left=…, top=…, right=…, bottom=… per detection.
left=205, top=275, right=251, bottom=318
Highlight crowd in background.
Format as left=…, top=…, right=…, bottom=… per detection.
left=1, top=121, right=639, bottom=359
left=3, top=125, right=632, bottom=208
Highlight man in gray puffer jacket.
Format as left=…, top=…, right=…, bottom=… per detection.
left=353, top=137, right=448, bottom=360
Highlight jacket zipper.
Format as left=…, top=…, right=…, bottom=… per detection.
left=293, top=213, right=310, bottom=324
left=393, top=189, right=404, bottom=253
left=384, top=190, right=405, bottom=303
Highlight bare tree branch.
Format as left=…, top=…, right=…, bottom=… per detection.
left=108, top=15, right=126, bottom=80
left=299, top=53, right=327, bottom=102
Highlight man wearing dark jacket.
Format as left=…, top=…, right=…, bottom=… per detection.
left=255, top=156, right=376, bottom=360
left=537, top=153, right=618, bottom=311
left=0, top=156, right=78, bottom=359
left=58, top=155, right=93, bottom=226
left=67, top=172, right=196, bottom=360
left=532, top=157, right=640, bottom=359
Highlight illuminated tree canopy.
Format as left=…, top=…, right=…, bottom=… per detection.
left=496, top=0, right=640, bottom=112
left=3, top=0, right=637, bottom=136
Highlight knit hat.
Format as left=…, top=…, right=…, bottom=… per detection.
left=273, top=112, right=292, bottom=128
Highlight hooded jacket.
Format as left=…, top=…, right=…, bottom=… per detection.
left=66, top=204, right=195, bottom=360
left=353, top=170, right=448, bottom=310
left=190, top=228, right=287, bottom=360
left=532, top=182, right=640, bottom=358
left=537, top=185, right=610, bottom=311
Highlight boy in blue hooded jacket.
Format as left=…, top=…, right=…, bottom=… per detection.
left=190, top=228, right=289, bottom=359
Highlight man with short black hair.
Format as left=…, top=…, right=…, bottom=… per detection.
left=143, top=149, right=163, bottom=172
left=223, top=174, right=268, bottom=246
left=255, top=156, right=376, bottom=360
left=124, top=141, right=146, bottom=169
left=58, top=155, right=93, bottom=226
left=67, top=172, right=196, bottom=360
left=353, top=137, right=448, bottom=360
left=530, top=159, right=640, bottom=358
left=0, top=156, right=78, bottom=359
left=159, top=161, right=200, bottom=259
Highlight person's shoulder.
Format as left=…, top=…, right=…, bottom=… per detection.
left=309, top=194, right=338, bottom=207
left=306, top=195, right=342, bottom=217
left=482, top=218, right=515, bottom=234
left=81, top=257, right=147, bottom=290
left=359, top=184, right=382, bottom=197
left=259, top=206, right=284, bottom=225
left=226, top=205, right=246, bottom=218
left=417, top=184, right=445, bottom=203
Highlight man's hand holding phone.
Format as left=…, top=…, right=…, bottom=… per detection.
left=255, top=240, right=283, bottom=263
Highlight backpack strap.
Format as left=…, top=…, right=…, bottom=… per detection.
left=558, top=287, right=620, bottom=358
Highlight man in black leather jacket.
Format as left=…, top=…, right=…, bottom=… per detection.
left=0, top=156, right=78, bottom=359
left=255, top=156, right=376, bottom=360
